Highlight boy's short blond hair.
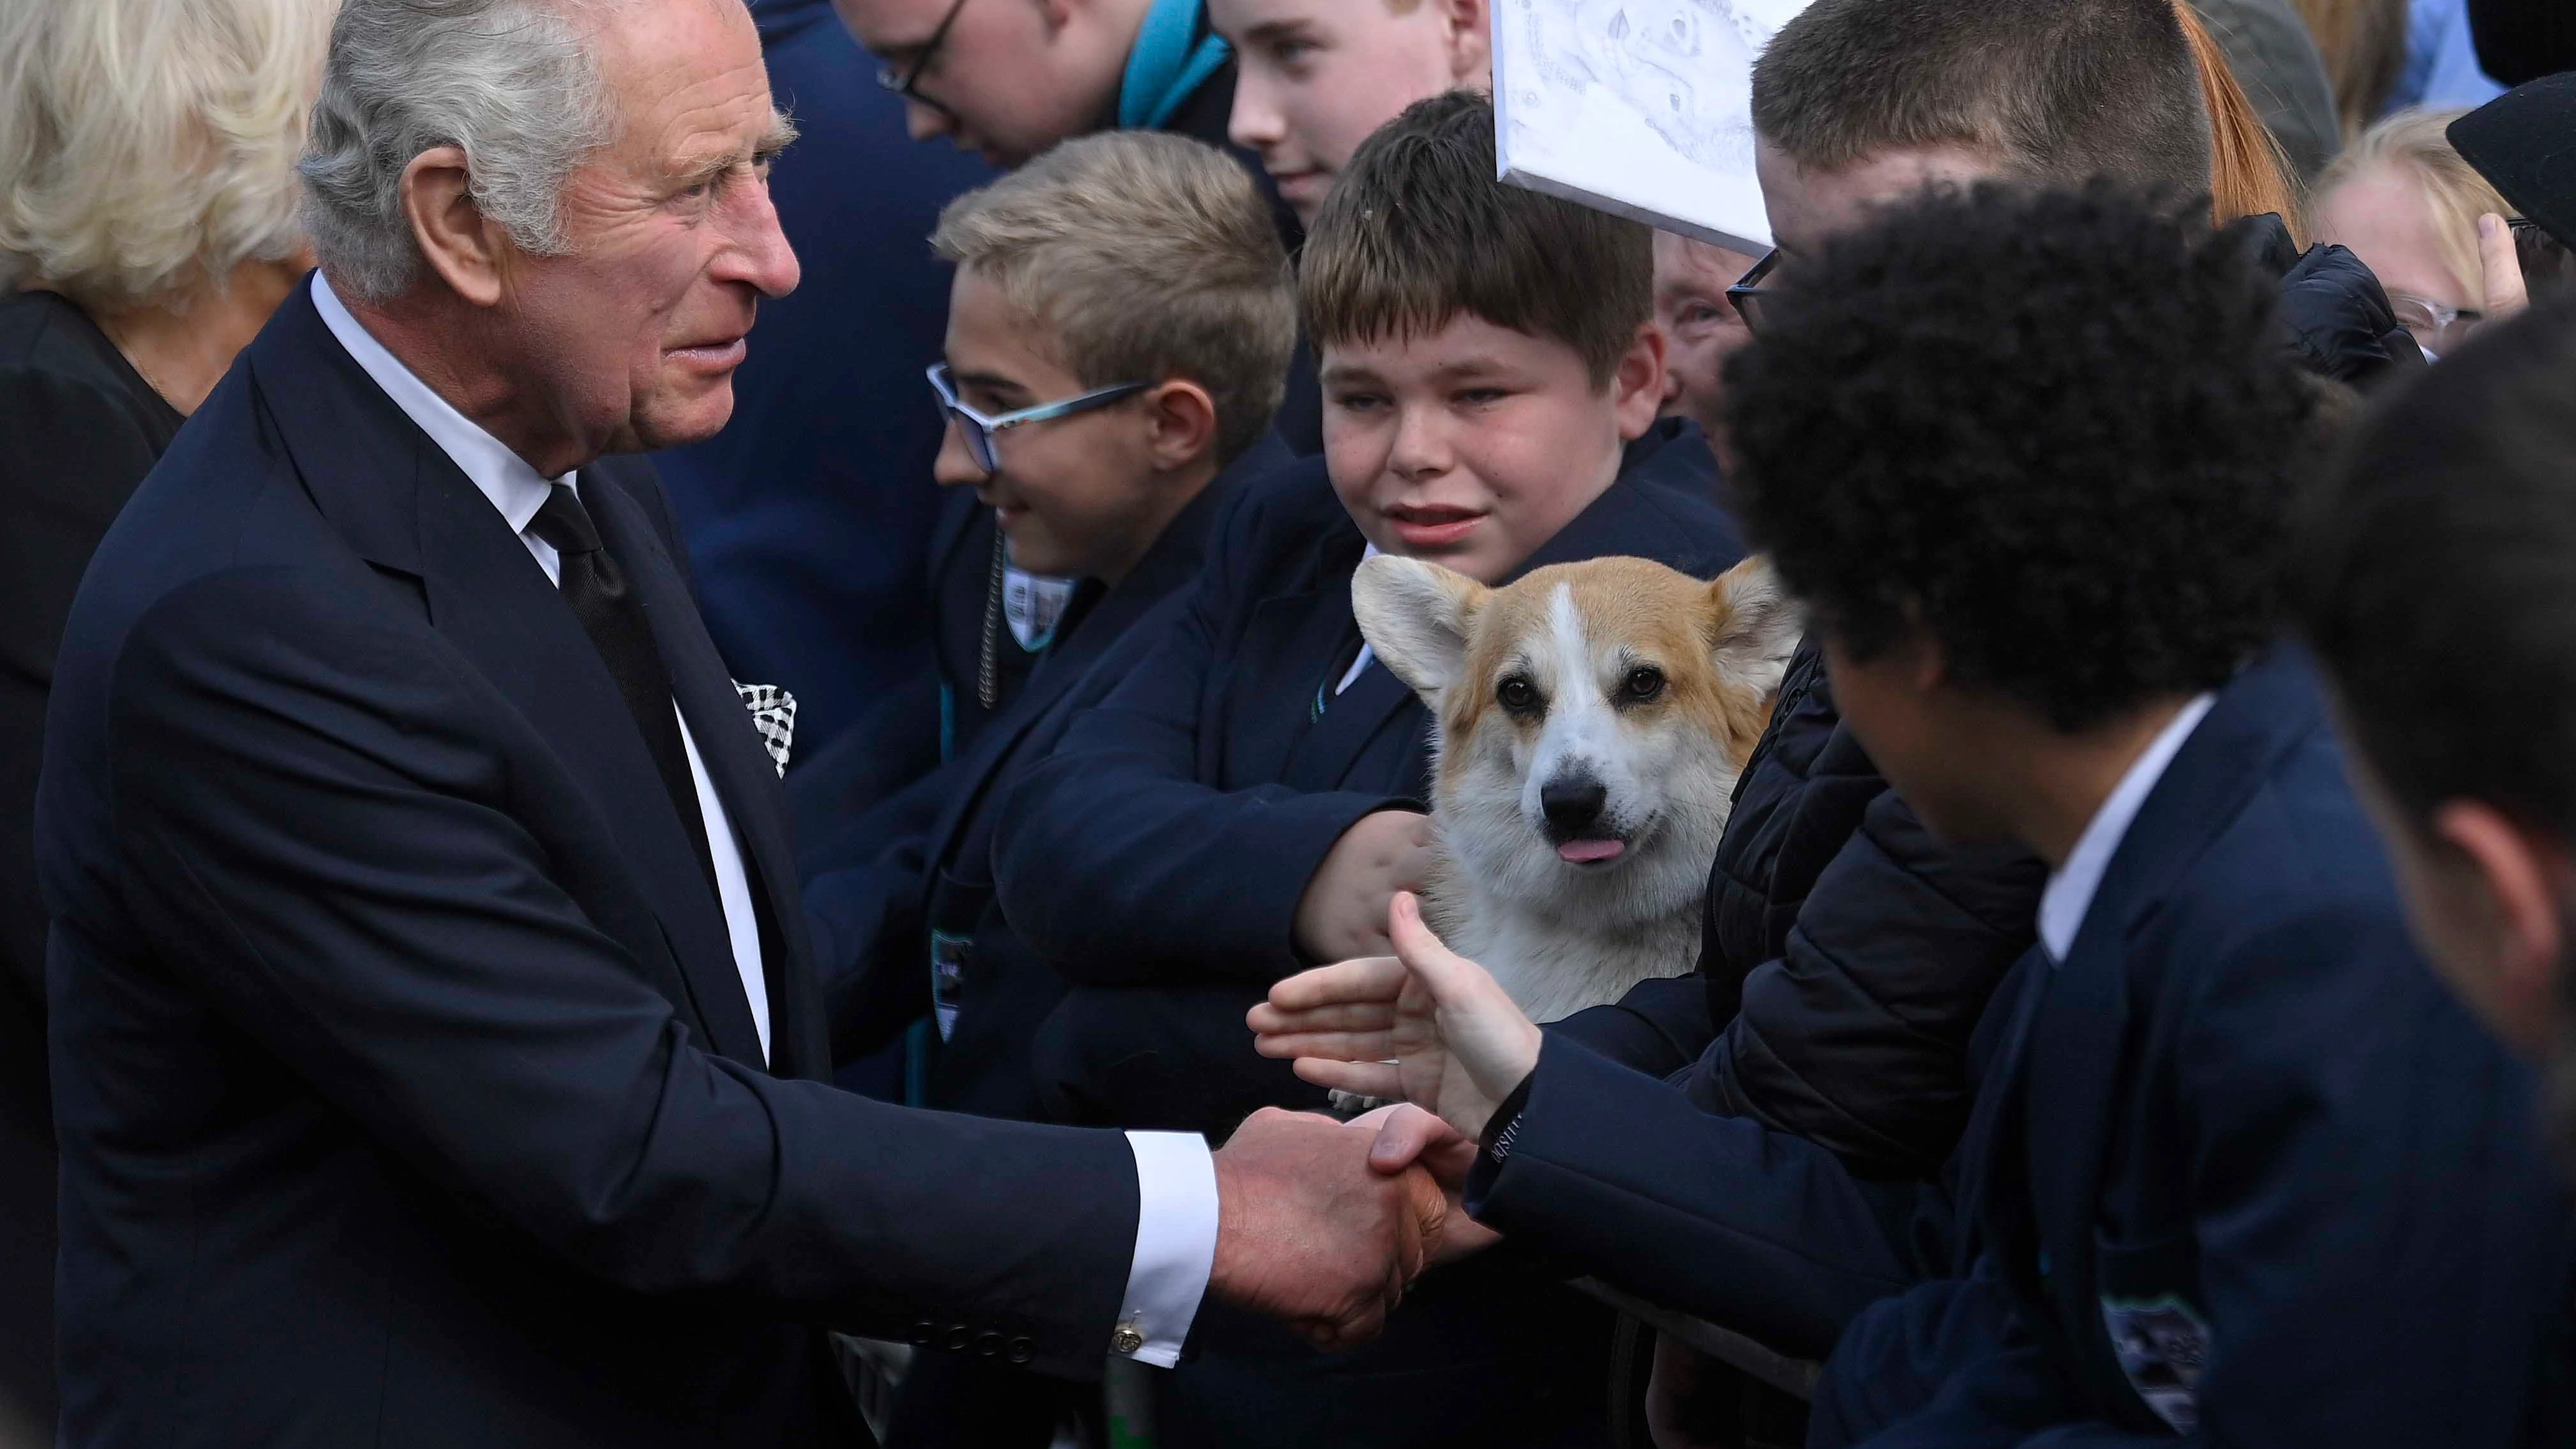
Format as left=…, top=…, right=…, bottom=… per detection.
left=0, top=0, right=335, bottom=312
left=932, top=131, right=1296, bottom=466
left=1299, top=91, right=1651, bottom=388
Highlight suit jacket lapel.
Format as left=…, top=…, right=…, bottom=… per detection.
left=2007, top=656, right=2326, bottom=1346
left=250, top=283, right=769, bottom=1070
left=584, top=464, right=830, bottom=1080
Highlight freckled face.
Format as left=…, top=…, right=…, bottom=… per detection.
left=504, top=0, right=800, bottom=457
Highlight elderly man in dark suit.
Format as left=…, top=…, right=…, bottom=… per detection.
left=34, top=1, right=1446, bottom=1445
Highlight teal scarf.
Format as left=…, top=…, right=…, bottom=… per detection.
left=1118, top=0, right=1230, bottom=129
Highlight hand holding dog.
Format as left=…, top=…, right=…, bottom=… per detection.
left=1250, top=891, right=1541, bottom=1141
left=1207, top=1106, right=1450, bottom=1352
left=1292, top=810, right=1434, bottom=964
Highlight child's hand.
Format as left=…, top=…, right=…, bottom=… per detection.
left=1292, top=809, right=1434, bottom=963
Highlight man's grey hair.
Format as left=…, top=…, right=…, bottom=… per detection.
left=298, top=0, right=613, bottom=302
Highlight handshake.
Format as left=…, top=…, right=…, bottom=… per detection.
left=1204, top=891, right=1545, bottom=1349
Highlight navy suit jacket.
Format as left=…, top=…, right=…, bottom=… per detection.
left=994, top=418, right=1741, bottom=999
left=37, top=283, right=1151, bottom=1448
left=1815, top=656, right=2575, bottom=1446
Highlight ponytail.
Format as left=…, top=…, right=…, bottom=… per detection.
left=2173, top=0, right=2309, bottom=243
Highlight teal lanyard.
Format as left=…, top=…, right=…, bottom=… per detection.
left=1118, top=0, right=1229, bottom=129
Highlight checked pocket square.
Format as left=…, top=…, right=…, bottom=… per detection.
left=733, top=682, right=797, bottom=777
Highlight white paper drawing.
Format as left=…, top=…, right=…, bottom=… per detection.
left=1492, top=0, right=1815, bottom=254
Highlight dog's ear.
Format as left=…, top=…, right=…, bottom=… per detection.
left=1705, top=555, right=1804, bottom=700
left=1353, top=555, right=1485, bottom=703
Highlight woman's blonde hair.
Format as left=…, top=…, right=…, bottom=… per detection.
left=0, top=0, right=336, bottom=313
left=2319, top=109, right=2513, bottom=308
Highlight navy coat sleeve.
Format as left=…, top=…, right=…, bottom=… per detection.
left=104, top=565, right=1142, bottom=1378
left=1464, top=1035, right=1930, bottom=1358
left=994, top=512, right=1400, bottom=989
left=801, top=762, right=952, bottom=1062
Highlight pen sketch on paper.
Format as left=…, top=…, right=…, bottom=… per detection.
left=1492, top=0, right=1815, bottom=254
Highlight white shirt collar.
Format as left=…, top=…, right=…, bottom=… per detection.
left=1337, top=544, right=1384, bottom=696
left=310, top=270, right=571, bottom=534
left=2036, top=692, right=2218, bottom=961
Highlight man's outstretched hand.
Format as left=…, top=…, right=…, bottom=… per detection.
left=1206, top=1107, right=1448, bottom=1353
left=1247, top=891, right=1542, bottom=1142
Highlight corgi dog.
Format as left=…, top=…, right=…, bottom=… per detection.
left=1353, top=554, right=1801, bottom=1021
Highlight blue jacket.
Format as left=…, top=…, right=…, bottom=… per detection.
left=1818, top=654, right=2575, bottom=1447
left=37, top=282, right=1152, bottom=1448
left=652, top=0, right=993, bottom=762
left=797, top=436, right=1292, bottom=1111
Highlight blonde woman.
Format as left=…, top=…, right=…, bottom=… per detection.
left=0, top=0, right=332, bottom=1430
left=2314, top=107, right=2517, bottom=357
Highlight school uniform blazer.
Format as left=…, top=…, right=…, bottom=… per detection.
left=1815, top=653, right=2576, bottom=1447
left=800, top=435, right=1292, bottom=1093
left=36, top=283, right=1151, bottom=1448
left=992, top=417, right=1741, bottom=993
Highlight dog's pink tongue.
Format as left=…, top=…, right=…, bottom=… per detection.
left=1558, top=838, right=1626, bottom=864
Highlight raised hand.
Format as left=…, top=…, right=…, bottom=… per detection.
left=1249, top=890, right=1541, bottom=1141
left=1205, top=1106, right=1449, bottom=1352
left=1292, top=810, right=1435, bottom=964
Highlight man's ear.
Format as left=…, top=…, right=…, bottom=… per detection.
left=2431, top=799, right=2570, bottom=1053
left=1705, top=555, right=1803, bottom=700
left=1442, top=0, right=1492, bottom=86
left=1352, top=555, right=1485, bottom=705
left=400, top=146, right=508, bottom=308
left=1141, top=379, right=1220, bottom=474
left=1610, top=320, right=1666, bottom=441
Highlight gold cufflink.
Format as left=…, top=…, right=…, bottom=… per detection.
left=1110, top=1319, right=1145, bottom=1355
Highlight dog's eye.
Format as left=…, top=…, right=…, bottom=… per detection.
left=1497, top=677, right=1538, bottom=712
left=1621, top=665, right=1666, bottom=702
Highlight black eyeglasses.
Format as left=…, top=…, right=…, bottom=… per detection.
left=1726, top=250, right=1780, bottom=334
left=2508, top=217, right=2574, bottom=296
left=874, top=0, right=970, bottom=114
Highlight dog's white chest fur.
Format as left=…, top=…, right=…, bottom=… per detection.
left=1352, top=554, right=1800, bottom=1024
left=1423, top=826, right=1714, bottom=1023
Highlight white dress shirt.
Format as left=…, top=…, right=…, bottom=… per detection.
left=2037, top=693, right=2218, bottom=961
left=311, top=273, right=1216, bottom=1365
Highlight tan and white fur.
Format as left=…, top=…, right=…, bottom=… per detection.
left=1354, top=554, right=1801, bottom=1021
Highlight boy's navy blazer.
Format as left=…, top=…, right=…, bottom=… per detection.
left=799, top=435, right=1291, bottom=1089
left=1816, top=653, right=2576, bottom=1446
left=994, top=417, right=1742, bottom=989
left=36, top=282, right=1154, bottom=1448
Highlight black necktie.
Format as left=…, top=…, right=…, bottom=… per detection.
left=526, top=484, right=721, bottom=901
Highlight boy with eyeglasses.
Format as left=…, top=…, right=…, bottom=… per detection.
left=789, top=130, right=1294, bottom=1445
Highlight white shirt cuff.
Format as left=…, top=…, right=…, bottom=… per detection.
left=1118, top=1130, right=1218, bottom=1369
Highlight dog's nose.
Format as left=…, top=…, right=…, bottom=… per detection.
left=1540, top=777, right=1609, bottom=834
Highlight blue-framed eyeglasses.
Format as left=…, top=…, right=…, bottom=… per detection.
left=927, top=363, right=1149, bottom=475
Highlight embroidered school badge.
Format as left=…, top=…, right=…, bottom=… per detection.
left=2102, top=1294, right=2209, bottom=1433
